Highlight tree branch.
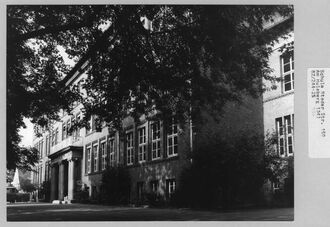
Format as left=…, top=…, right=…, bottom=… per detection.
left=11, top=21, right=93, bottom=43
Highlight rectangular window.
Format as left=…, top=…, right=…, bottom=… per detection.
left=167, top=118, right=178, bottom=157
left=109, top=137, right=115, bottom=167
left=100, top=140, right=107, bottom=171
left=126, top=132, right=134, bottom=165
left=55, top=128, right=59, bottom=145
left=62, top=123, right=67, bottom=140
left=67, top=119, right=71, bottom=137
left=74, top=112, right=81, bottom=140
left=285, top=115, right=294, bottom=155
left=86, top=116, right=92, bottom=134
left=51, top=131, right=55, bottom=146
left=151, top=122, right=161, bottom=160
left=275, top=114, right=294, bottom=156
left=45, top=163, right=48, bottom=181
left=93, top=144, right=99, bottom=172
left=275, top=117, right=285, bottom=156
left=138, top=127, right=147, bottom=162
left=150, top=180, right=159, bottom=194
left=39, top=166, right=43, bottom=185
left=40, top=140, right=43, bottom=158
left=86, top=146, right=91, bottom=173
left=137, top=181, right=145, bottom=201
left=281, top=52, right=294, bottom=92
left=166, top=179, right=176, bottom=198
left=45, top=136, right=49, bottom=156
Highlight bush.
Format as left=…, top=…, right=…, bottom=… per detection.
left=176, top=131, right=266, bottom=209
left=100, top=166, right=131, bottom=205
left=145, top=192, right=165, bottom=207
left=7, top=193, right=30, bottom=203
left=75, top=187, right=90, bottom=203
left=39, top=181, right=51, bottom=202
left=20, top=178, right=35, bottom=193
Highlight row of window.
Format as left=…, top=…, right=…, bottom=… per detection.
left=34, top=112, right=83, bottom=157
left=34, top=140, right=44, bottom=159
left=85, top=120, right=179, bottom=174
left=275, top=114, right=294, bottom=156
left=137, top=178, right=176, bottom=200
left=32, top=162, right=51, bottom=186
left=126, top=119, right=178, bottom=166
left=86, top=137, right=115, bottom=174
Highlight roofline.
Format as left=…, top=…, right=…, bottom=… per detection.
left=61, top=25, right=115, bottom=87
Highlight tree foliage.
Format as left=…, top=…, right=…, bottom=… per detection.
left=176, top=131, right=266, bottom=209
left=176, top=131, right=294, bottom=209
left=7, top=5, right=293, bottom=170
left=100, top=166, right=131, bottom=205
left=20, top=177, right=36, bottom=193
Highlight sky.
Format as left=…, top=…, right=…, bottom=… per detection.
left=19, top=118, right=34, bottom=147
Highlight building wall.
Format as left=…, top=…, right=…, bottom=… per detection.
left=194, top=93, right=264, bottom=149
left=263, top=30, right=294, bottom=157
left=31, top=20, right=294, bottom=203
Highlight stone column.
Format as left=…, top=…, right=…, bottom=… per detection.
left=68, top=159, right=75, bottom=201
left=58, top=161, right=65, bottom=200
left=50, top=164, right=57, bottom=201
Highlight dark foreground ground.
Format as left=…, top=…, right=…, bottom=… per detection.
left=7, top=203, right=293, bottom=221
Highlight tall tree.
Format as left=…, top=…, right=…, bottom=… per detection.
left=7, top=5, right=293, bottom=170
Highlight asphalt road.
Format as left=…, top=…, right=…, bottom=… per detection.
left=7, top=203, right=294, bottom=221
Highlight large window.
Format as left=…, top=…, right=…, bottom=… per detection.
left=151, top=121, right=161, bottom=160
left=39, top=166, right=43, bottom=185
left=275, top=114, right=294, bottom=156
left=137, top=181, right=145, bottom=201
left=67, top=119, right=71, bottom=137
left=126, top=132, right=134, bottom=165
left=62, top=123, right=67, bottom=140
left=86, top=116, right=93, bottom=134
left=150, top=180, right=159, bottom=194
left=167, top=118, right=178, bottom=157
left=39, top=140, right=43, bottom=159
left=281, top=52, right=294, bottom=92
left=73, top=112, right=81, bottom=140
left=100, top=140, right=107, bottom=171
left=51, top=131, right=55, bottom=146
left=166, top=179, right=176, bottom=198
left=285, top=115, right=294, bottom=155
left=109, top=137, right=115, bottom=167
left=138, top=127, right=147, bottom=162
left=86, top=146, right=91, bottom=174
left=54, top=128, right=59, bottom=145
left=45, top=135, right=49, bottom=156
left=93, top=144, right=99, bottom=172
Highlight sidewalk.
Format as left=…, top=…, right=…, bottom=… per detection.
left=7, top=203, right=294, bottom=221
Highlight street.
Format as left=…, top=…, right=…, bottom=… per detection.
left=7, top=203, right=294, bottom=221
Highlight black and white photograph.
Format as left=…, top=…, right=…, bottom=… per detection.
left=6, top=4, right=296, bottom=222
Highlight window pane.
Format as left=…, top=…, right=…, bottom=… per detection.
left=284, top=63, right=291, bottom=73
left=174, top=136, right=178, bottom=145
left=284, top=83, right=291, bottom=91
left=283, top=56, right=290, bottom=64
left=284, top=74, right=291, bottom=83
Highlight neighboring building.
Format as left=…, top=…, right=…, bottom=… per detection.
left=31, top=16, right=293, bottom=203
left=263, top=17, right=294, bottom=193
left=263, top=17, right=294, bottom=158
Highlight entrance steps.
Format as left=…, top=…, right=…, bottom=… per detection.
left=52, top=197, right=72, bottom=204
